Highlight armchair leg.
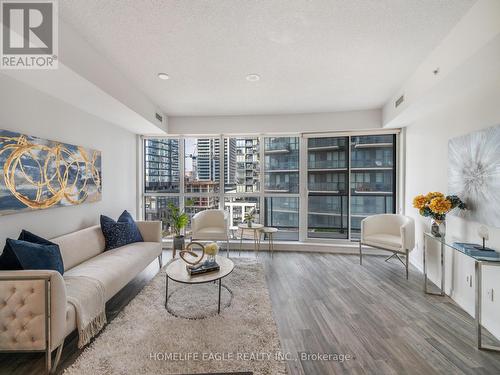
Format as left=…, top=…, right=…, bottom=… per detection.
left=359, top=242, right=362, bottom=265
left=158, top=254, right=162, bottom=269
left=385, top=253, right=398, bottom=262
left=226, top=238, right=230, bottom=258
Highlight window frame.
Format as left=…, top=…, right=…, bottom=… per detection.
left=140, top=130, right=399, bottom=242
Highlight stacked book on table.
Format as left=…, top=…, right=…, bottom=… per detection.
left=186, top=261, right=220, bottom=276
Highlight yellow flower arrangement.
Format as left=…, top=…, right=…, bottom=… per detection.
left=426, top=191, right=444, bottom=200
left=413, top=192, right=466, bottom=221
left=429, top=196, right=452, bottom=215
left=412, top=195, right=427, bottom=209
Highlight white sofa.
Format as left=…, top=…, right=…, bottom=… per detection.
left=0, top=221, right=162, bottom=374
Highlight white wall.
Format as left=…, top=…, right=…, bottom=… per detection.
left=383, top=0, right=500, bottom=128
left=0, top=74, right=138, bottom=242
left=168, top=109, right=381, bottom=134
left=405, top=76, right=500, bottom=339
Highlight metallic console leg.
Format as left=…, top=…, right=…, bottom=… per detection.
left=423, top=235, right=445, bottom=296
left=476, top=261, right=500, bottom=352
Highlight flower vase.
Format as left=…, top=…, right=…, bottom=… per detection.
left=247, top=221, right=252, bottom=228
left=204, top=242, right=219, bottom=265
left=431, top=219, right=446, bottom=237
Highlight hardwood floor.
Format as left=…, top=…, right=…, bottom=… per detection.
left=1, top=250, right=500, bottom=374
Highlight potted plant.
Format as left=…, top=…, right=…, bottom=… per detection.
left=244, top=208, right=256, bottom=228
left=167, top=202, right=189, bottom=251
left=413, top=192, right=466, bottom=237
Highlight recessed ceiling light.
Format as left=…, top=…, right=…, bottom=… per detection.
left=246, top=74, right=260, bottom=82
left=158, top=73, right=169, bottom=80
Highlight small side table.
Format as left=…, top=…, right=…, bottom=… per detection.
left=238, top=223, right=264, bottom=257
left=262, top=227, right=278, bottom=258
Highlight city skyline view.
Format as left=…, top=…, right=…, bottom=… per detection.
left=144, top=135, right=396, bottom=240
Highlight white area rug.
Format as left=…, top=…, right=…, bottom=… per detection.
left=64, top=259, right=287, bottom=375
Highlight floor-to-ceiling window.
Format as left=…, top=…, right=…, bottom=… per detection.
left=264, top=137, right=300, bottom=240
left=223, top=137, right=261, bottom=232
left=307, top=136, right=349, bottom=239
left=143, top=139, right=180, bottom=237
left=350, top=134, right=396, bottom=239
left=142, top=132, right=397, bottom=242
left=184, top=137, right=221, bottom=232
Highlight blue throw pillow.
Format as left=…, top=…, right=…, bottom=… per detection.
left=100, top=210, right=143, bottom=251
left=0, top=231, right=64, bottom=274
left=118, top=210, right=144, bottom=243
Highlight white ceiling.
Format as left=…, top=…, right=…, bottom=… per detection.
left=60, top=0, right=475, bottom=116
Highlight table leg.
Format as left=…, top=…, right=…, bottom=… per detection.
left=253, top=230, right=257, bottom=257
left=218, top=278, right=221, bottom=314
left=440, top=241, right=445, bottom=296
left=165, top=275, right=169, bottom=309
left=257, top=230, right=261, bottom=256
left=423, top=235, right=427, bottom=292
left=476, top=261, right=482, bottom=349
left=239, top=229, right=243, bottom=256
left=475, top=261, right=500, bottom=352
left=423, top=235, right=446, bottom=296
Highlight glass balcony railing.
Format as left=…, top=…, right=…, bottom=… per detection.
left=350, top=159, right=393, bottom=169
left=308, top=182, right=345, bottom=192
left=308, top=160, right=346, bottom=169
left=308, top=137, right=347, bottom=149
left=266, top=162, right=299, bottom=170
left=351, top=182, right=392, bottom=193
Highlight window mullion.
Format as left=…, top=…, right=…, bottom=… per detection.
left=180, top=137, right=185, bottom=219
left=299, top=135, right=308, bottom=242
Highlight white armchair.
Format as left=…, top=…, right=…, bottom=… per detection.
left=191, top=209, right=230, bottom=257
left=359, top=214, right=415, bottom=279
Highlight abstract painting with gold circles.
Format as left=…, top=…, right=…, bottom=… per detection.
left=0, top=129, right=102, bottom=215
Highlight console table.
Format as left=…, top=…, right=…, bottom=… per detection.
left=423, top=232, right=500, bottom=351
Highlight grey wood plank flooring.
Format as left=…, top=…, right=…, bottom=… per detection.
left=1, top=250, right=500, bottom=374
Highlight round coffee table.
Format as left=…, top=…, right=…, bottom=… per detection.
left=165, top=256, right=234, bottom=314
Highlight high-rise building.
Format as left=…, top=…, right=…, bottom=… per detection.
left=196, top=138, right=236, bottom=184
left=264, top=137, right=299, bottom=193
left=235, top=138, right=259, bottom=193
left=144, top=139, right=179, bottom=192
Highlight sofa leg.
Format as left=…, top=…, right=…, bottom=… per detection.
left=406, top=249, right=409, bottom=280
left=359, top=242, right=362, bottom=265
left=49, top=342, right=64, bottom=374
left=158, top=254, right=162, bottom=269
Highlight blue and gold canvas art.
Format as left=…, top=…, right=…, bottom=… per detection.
left=0, top=129, right=102, bottom=215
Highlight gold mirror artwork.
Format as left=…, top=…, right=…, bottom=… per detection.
left=0, top=129, right=102, bottom=215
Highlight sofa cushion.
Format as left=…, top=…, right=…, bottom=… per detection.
left=118, top=210, right=144, bottom=243
left=1, top=238, right=64, bottom=274
left=100, top=212, right=144, bottom=251
left=51, top=226, right=106, bottom=271
left=1, top=230, right=63, bottom=271
left=18, top=230, right=55, bottom=246
left=63, top=242, right=161, bottom=301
